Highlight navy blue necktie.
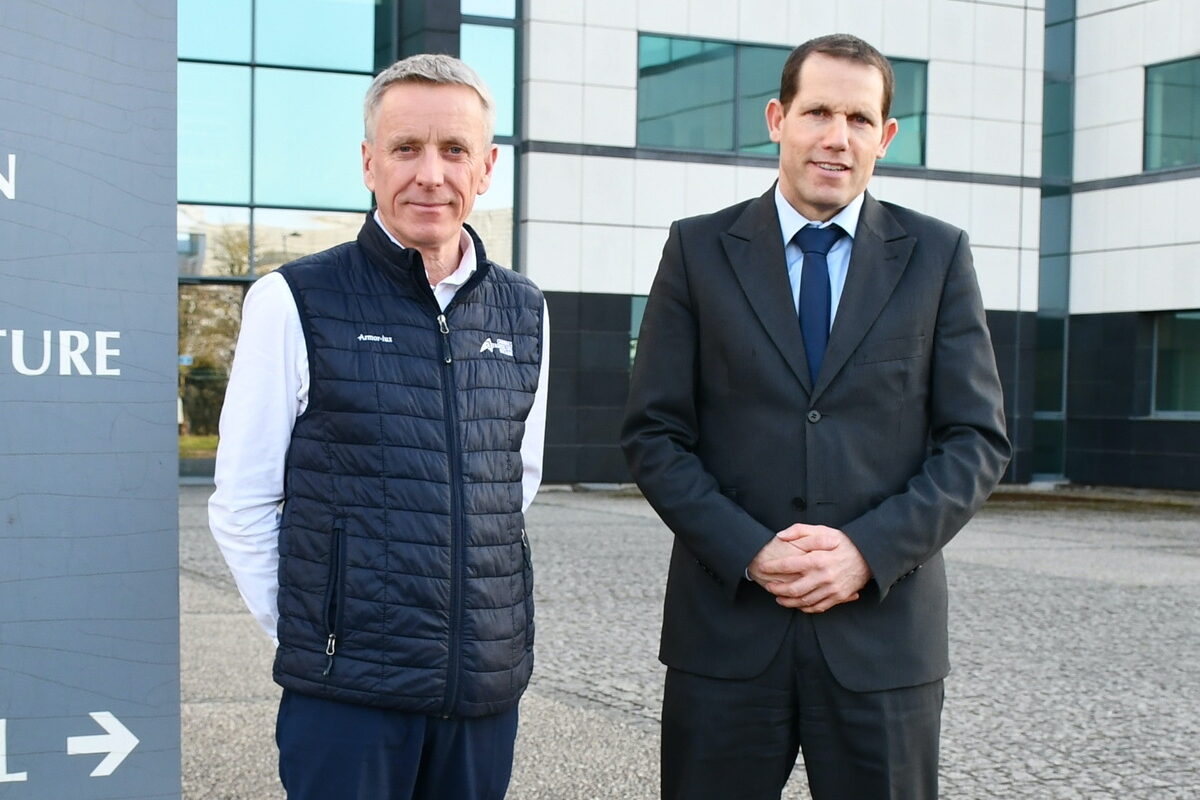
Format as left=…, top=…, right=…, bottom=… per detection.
left=795, top=224, right=844, bottom=384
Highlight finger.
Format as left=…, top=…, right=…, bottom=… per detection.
left=774, top=523, right=817, bottom=542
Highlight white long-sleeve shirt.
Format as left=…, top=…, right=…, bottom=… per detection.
left=208, top=224, right=550, bottom=641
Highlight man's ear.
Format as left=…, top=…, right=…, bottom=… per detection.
left=876, top=117, right=899, bottom=158
left=362, top=140, right=375, bottom=193
left=765, top=98, right=785, bottom=144
left=477, top=143, right=498, bottom=196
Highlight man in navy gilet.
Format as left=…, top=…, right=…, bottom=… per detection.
left=209, top=54, right=549, bottom=800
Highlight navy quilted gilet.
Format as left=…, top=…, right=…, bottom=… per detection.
left=271, top=216, right=543, bottom=718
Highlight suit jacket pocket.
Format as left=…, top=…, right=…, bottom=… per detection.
left=853, top=335, right=927, bottom=365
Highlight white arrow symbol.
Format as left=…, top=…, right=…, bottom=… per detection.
left=67, top=712, right=139, bottom=777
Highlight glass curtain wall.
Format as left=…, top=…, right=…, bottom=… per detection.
left=1032, top=0, right=1075, bottom=478
left=176, top=0, right=387, bottom=472
left=1145, top=57, right=1200, bottom=171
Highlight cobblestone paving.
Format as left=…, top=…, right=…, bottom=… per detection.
left=181, top=486, right=1200, bottom=799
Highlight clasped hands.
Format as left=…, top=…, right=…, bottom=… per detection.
left=747, top=524, right=871, bottom=614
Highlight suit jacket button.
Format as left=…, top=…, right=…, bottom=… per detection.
left=791, top=496, right=807, bottom=511
left=807, top=410, right=822, bottom=423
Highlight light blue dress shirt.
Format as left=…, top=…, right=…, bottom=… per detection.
left=774, top=185, right=866, bottom=331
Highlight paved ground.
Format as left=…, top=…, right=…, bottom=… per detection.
left=180, top=485, right=1200, bottom=799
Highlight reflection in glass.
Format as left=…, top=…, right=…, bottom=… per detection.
left=638, top=35, right=735, bottom=151
left=468, top=145, right=514, bottom=267
left=254, top=208, right=369, bottom=274
left=255, top=0, right=375, bottom=71
left=461, top=24, right=516, bottom=139
left=178, top=284, right=245, bottom=459
left=462, top=0, right=516, bottom=18
left=1155, top=311, right=1200, bottom=413
left=178, top=63, right=251, bottom=204
left=253, top=69, right=372, bottom=210
left=882, top=60, right=926, bottom=167
left=178, top=0, right=251, bottom=62
left=737, top=46, right=787, bottom=154
left=177, top=205, right=253, bottom=277
left=1145, top=57, right=1200, bottom=170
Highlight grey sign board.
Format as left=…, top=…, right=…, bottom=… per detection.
left=0, top=2, right=180, bottom=798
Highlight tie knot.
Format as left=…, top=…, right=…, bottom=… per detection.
left=795, top=224, right=844, bottom=256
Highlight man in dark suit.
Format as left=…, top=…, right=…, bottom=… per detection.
left=621, top=34, right=1011, bottom=800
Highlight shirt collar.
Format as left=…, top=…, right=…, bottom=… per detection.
left=774, top=184, right=865, bottom=246
left=372, top=209, right=476, bottom=287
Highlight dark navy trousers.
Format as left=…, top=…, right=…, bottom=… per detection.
left=276, top=689, right=520, bottom=800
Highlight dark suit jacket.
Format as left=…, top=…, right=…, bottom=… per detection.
left=621, top=188, right=1011, bottom=693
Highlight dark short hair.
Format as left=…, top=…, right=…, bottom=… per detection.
left=779, top=34, right=895, bottom=119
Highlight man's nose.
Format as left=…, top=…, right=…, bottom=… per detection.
left=415, top=150, right=444, bottom=185
left=821, top=115, right=849, bottom=149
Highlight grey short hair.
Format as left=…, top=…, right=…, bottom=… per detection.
left=363, top=54, right=495, bottom=144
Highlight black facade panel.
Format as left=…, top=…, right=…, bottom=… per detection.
left=1064, top=313, right=1200, bottom=491
left=987, top=310, right=1036, bottom=484
left=543, top=291, right=633, bottom=484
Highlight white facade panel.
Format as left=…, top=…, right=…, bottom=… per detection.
left=973, top=65, right=1027, bottom=123
left=581, top=156, right=636, bottom=226
left=525, top=80, right=583, bottom=141
left=683, top=162, right=740, bottom=218
left=637, top=0, right=687, bottom=36
left=833, top=0, right=887, bottom=49
left=579, top=224, right=637, bottom=294
left=786, top=3, right=838, bottom=44
left=687, top=0, right=738, bottom=40
left=881, top=0, right=932, bottom=60
left=929, top=0, right=976, bottom=63
left=581, top=85, right=637, bottom=146
left=584, top=26, right=638, bottom=88
left=526, top=21, right=585, bottom=83
left=738, top=0, right=790, bottom=46
left=584, top=0, right=638, bottom=29
left=925, top=113, right=975, bottom=173
left=524, top=152, right=583, bottom=223
left=525, top=0, right=583, bottom=24
left=736, top=164, right=780, bottom=204
left=1070, top=243, right=1200, bottom=314
left=973, top=3, right=1030, bottom=69
left=971, top=246, right=1023, bottom=312
left=524, top=221, right=582, bottom=291
left=633, top=159, right=690, bottom=229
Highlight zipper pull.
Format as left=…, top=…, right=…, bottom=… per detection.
left=322, top=633, right=337, bottom=676
left=436, top=314, right=452, bottom=364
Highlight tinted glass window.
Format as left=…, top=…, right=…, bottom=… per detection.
left=178, top=63, right=251, bottom=204
left=1156, top=311, right=1200, bottom=413
left=253, top=68, right=372, bottom=210
left=737, top=45, right=786, bottom=154
left=1145, top=57, right=1200, bottom=170
left=461, top=24, right=516, bottom=139
left=882, top=59, right=925, bottom=166
left=178, top=0, right=251, bottom=62
left=637, top=35, right=925, bottom=165
left=255, top=0, right=376, bottom=71
left=638, top=35, right=735, bottom=151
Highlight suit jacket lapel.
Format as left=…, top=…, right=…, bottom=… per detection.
left=813, top=192, right=915, bottom=400
left=720, top=188, right=813, bottom=393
